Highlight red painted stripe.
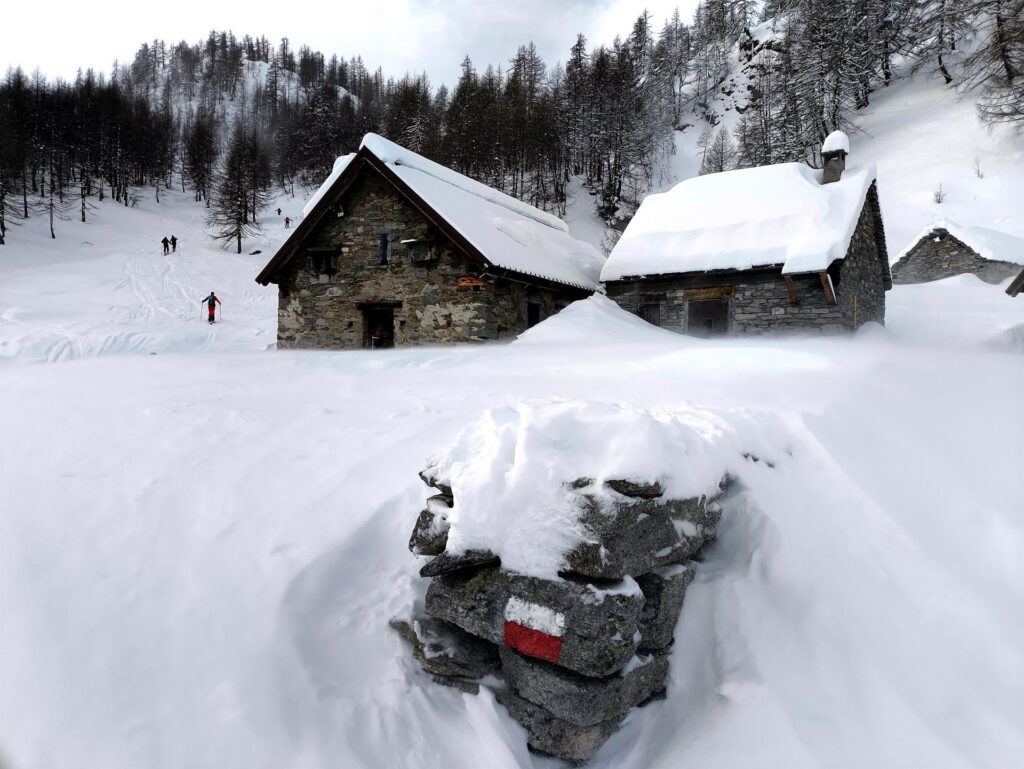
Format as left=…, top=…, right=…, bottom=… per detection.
left=504, top=620, right=563, bottom=664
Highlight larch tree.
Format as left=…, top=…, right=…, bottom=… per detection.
left=208, top=120, right=271, bottom=254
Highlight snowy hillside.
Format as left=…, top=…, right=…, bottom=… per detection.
left=3, top=47, right=1024, bottom=769
left=0, top=192, right=291, bottom=363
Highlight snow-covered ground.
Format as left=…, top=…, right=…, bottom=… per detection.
left=0, top=192, right=287, bottom=362
left=2, top=73, right=1024, bottom=768
left=2, top=290, right=1022, bottom=769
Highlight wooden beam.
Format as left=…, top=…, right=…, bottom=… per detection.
left=784, top=276, right=799, bottom=305
left=819, top=272, right=837, bottom=305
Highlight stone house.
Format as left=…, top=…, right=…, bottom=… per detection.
left=601, top=132, right=892, bottom=336
left=256, top=134, right=603, bottom=349
left=891, top=221, right=1024, bottom=285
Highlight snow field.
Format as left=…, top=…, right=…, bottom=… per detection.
left=2, top=296, right=1023, bottom=768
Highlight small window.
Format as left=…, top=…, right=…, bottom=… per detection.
left=310, top=252, right=335, bottom=274
left=527, top=302, right=542, bottom=328
left=638, top=303, right=661, bottom=327
left=377, top=233, right=390, bottom=265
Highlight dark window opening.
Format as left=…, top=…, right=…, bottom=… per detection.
left=638, top=303, right=661, bottom=326
left=311, top=253, right=336, bottom=274
left=828, top=261, right=842, bottom=289
left=687, top=299, right=729, bottom=338
left=377, top=233, right=390, bottom=265
left=362, top=306, right=395, bottom=349
left=527, top=302, right=542, bottom=328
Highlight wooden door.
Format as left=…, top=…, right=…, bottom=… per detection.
left=687, top=299, right=729, bottom=337
left=363, top=307, right=395, bottom=348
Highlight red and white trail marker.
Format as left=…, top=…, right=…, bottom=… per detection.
left=503, top=596, right=566, bottom=664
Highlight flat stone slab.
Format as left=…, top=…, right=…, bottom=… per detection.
left=419, top=548, right=499, bottom=577
left=389, top=615, right=499, bottom=681
left=408, top=494, right=452, bottom=556
left=426, top=567, right=644, bottom=678
left=637, top=564, right=695, bottom=652
left=494, top=688, right=621, bottom=762
left=563, top=486, right=722, bottom=580
left=500, top=646, right=669, bottom=727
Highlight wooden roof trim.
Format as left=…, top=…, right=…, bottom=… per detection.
left=604, top=265, right=787, bottom=285
left=255, top=150, right=372, bottom=285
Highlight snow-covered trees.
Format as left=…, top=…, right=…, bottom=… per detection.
left=700, top=127, right=738, bottom=173
left=3, top=0, right=1022, bottom=248
left=966, top=0, right=1024, bottom=124
left=207, top=121, right=271, bottom=253
left=183, top=109, right=218, bottom=203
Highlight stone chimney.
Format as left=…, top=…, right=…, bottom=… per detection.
left=821, top=130, right=850, bottom=184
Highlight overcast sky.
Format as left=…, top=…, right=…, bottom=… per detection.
left=4, top=0, right=696, bottom=89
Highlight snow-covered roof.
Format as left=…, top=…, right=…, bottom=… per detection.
left=301, top=154, right=356, bottom=218
left=894, top=220, right=1024, bottom=267
left=356, top=134, right=604, bottom=290
left=601, top=162, right=877, bottom=281
left=822, top=130, right=850, bottom=154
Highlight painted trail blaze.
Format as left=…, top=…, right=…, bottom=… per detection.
left=503, top=596, right=565, bottom=664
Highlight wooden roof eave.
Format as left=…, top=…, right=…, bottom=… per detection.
left=254, top=150, right=372, bottom=285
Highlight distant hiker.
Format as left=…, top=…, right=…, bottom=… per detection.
left=284, top=216, right=291, bottom=229
left=277, top=208, right=282, bottom=216
left=161, top=236, right=170, bottom=254
left=202, top=291, right=221, bottom=324
left=170, top=235, right=178, bottom=252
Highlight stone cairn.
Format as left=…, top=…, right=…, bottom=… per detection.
left=391, top=470, right=726, bottom=763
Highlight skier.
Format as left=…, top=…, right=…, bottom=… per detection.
left=277, top=208, right=282, bottom=216
left=284, top=216, right=291, bottom=229
left=161, top=236, right=170, bottom=254
left=170, top=235, right=178, bottom=252
left=202, top=291, right=221, bottom=324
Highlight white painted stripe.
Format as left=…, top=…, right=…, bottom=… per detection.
left=504, top=596, right=565, bottom=637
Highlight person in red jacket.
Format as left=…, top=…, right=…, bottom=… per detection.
left=202, top=291, right=221, bottom=324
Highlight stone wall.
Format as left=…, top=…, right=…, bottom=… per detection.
left=276, top=171, right=574, bottom=349
left=400, top=472, right=727, bottom=762
left=833, top=193, right=887, bottom=327
left=605, top=191, right=889, bottom=335
left=891, top=229, right=1022, bottom=285
left=607, top=272, right=850, bottom=336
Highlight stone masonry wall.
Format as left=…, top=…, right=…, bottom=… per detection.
left=833, top=193, right=887, bottom=327
left=891, top=229, right=1022, bottom=285
left=605, top=194, right=889, bottom=335
left=607, top=272, right=850, bottom=336
left=276, top=172, right=572, bottom=349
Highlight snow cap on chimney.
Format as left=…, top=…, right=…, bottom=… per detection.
left=821, top=130, right=849, bottom=184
